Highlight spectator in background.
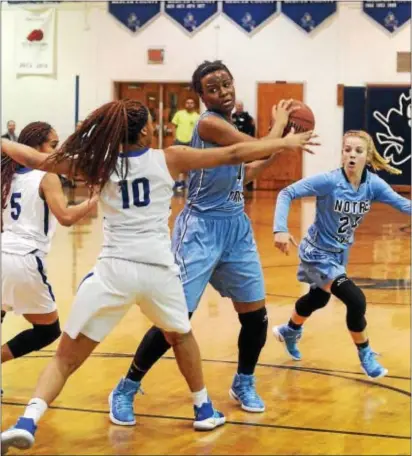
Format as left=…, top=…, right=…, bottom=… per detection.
left=232, top=101, right=256, bottom=191
left=171, top=97, right=200, bottom=192
left=2, top=121, right=17, bottom=142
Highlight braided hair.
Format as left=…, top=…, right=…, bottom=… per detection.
left=1, top=121, right=53, bottom=214
left=343, top=130, right=401, bottom=175
left=49, top=99, right=149, bottom=190
left=191, top=60, right=233, bottom=95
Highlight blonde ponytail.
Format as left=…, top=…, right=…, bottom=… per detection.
left=343, top=130, right=402, bottom=175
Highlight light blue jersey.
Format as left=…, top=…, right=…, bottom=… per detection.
left=273, top=168, right=411, bottom=288
left=187, top=111, right=244, bottom=217
left=274, top=168, right=411, bottom=252
left=172, top=110, right=264, bottom=311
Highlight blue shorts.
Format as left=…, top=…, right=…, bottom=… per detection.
left=172, top=209, right=265, bottom=312
left=297, top=238, right=349, bottom=289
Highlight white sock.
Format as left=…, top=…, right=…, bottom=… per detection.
left=23, top=398, right=48, bottom=424
left=192, top=387, right=208, bottom=408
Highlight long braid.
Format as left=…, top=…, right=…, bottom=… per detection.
left=1, top=122, right=53, bottom=218
left=49, top=99, right=148, bottom=190
left=344, top=130, right=402, bottom=175
left=1, top=155, right=17, bottom=212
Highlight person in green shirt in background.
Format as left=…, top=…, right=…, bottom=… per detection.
left=172, top=97, right=200, bottom=192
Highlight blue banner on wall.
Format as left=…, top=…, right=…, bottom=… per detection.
left=222, top=1, right=278, bottom=35
left=164, top=1, right=218, bottom=35
left=7, top=1, right=61, bottom=3
left=343, top=87, right=367, bottom=133
left=366, top=87, right=411, bottom=185
left=108, top=1, right=161, bottom=33
left=281, top=1, right=337, bottom=33
left=363, top=1, right=411, bottom=33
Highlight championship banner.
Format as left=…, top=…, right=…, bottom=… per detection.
left=366, top=86, right=411, bottom=185
left=363, top=1, right=411, bottom=34
left=222, top=1, right=278, bottom=35
left=164, top=1, right=218, bottom=35
left=15, top=8, right=56, bottom=75
left=108, top=1, right=161, bottom=33
left=281, top=1, right=337, bottom=33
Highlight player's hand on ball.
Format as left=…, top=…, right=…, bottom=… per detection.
left=271, top=99, right=298, bottom=132
left=284, top=128, right=320, bottom=154
left=274, top=232, right=298, bottom=255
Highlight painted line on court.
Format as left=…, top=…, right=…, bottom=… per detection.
left=27, top=351, right=411, bottom=387
left=2, top=400, right=409, bottom=441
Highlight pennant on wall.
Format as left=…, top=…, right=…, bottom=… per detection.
left=15, top=7, right=56, bottom=75
left=281, top=1, right=337, bottom=33
left=366, top=86, right=411, bottom=185
left=108, top=1, right=161, bottom=33
left=363, top=1, right=411, bottom=34
left=164, top=1, right=218, bottom=35
left=222, top=1, right=278, bottom=35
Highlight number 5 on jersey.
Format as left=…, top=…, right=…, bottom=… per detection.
left=119, top=178, right=150, bottom=209
left=10, top=192, right=22, bottom=220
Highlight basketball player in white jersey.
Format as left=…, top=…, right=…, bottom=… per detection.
left=1, top=122, right=98, bottom=371
left=0, top=100, right=317, bottom=452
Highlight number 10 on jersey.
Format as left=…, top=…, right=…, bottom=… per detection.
left=119, top=178, right=150, bottom=209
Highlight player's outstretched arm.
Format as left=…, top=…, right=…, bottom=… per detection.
left=40, top=174, right=98, bottom=227
left=164, top=130, right=318, bottom=180
left=1, top=138, right=73, bottom=176
left=372, top=175, right=411, bottom=215
left=273, top=172, right=333, bottom=255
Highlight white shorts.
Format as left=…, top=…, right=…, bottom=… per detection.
left=2, top=252, right=57, bottom=315
left=64, top=257, right=191, bottom=342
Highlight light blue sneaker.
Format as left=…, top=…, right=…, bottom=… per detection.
left=1, top=417, right=36, bottom=454
left=358, top=347, right=388, bottom=379
left=109, top=377, right=143, bottom=426
left=193, top=400, right=226, bottom=431
left=229, top=373, right=265, bottom=412
left=273, top=324, right=303, bottom=361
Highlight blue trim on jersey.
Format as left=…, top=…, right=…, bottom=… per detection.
left=44, top=201, right=49, bottom=235
left=341, top=167, right=368, bottom=185
left=35, top=256, right=55, bottom=301
left=122, top=148, right=149, bottom=158
left=15, top=167, right=32, bottom=174
left=77, top=272, right=94, bottom=291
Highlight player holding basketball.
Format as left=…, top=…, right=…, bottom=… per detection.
left=1, top=99, right=316, bottom=453
left=108, top=60, right=308, bottom=424
left=1, top=122, right=97, bottom=368
left=272, top=130, right=411, bottom=378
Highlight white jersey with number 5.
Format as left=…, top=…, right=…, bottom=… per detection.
left=2, top=167, right=57, bottom=256
left=99, top=148, right=175, bottom=267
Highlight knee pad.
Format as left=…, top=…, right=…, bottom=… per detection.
left=32, top=319, right=62, bottom=349
left=331, top=275, right=366, bottom=332
left=1, top=310, right=6, bottom=324
left=295, top=287, right=331, bottom=317
left=8, top=319, right=61, bottom=358
left=238, top=307, right=268, bottom=349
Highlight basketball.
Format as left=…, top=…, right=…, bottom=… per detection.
left=283, top=100, right=315, bottom=136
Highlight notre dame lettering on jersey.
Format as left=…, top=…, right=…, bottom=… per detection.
left=274, top=168, right=411, bottom=252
